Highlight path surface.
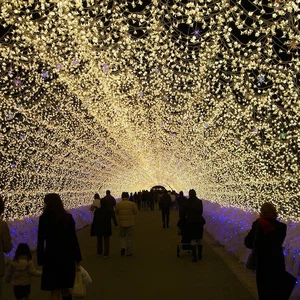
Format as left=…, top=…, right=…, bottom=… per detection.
left=3, top=208, right=257, bottom=300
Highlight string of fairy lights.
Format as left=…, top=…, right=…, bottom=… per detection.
left=0, top=0, right=299, bottom=220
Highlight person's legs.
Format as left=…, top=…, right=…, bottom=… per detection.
left=50, top=289, right=61, bottom=300
left=14, top=285, right=31, bottom=299
left=104, top=236, right=110, bottom=257
left=197, top=239, right=203, bottom=260
left=166, top=210, right=170, bottom=227
left=162, top=210, right=166, bottom=228
left=119, top=227, right=126, bottom=255
left=61, top=288, right=72, bottom=299
left=191, top=240, right=197, bottom=262
left=97, top=235, right=103, bottom=255
left=126, top=226, right=135, bottom=255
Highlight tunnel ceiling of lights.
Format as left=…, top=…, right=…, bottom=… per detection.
left=0, top=0, right=299, bottom=220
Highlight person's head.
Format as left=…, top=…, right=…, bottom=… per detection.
left=189, top=189, right=196, bottom=198
left=260, top=202, right=278, bottom=218
left=94, top=193, right=100, bottom=200
left=13, top=243, right=32, bottom=262
left=43, top=193, right=65, bottom=217
left=0, top=196, right=4, bottom=215
left=106, top=190, right=111, bottom=196
left=121, top=192, right=129, bottom=199
left=179, top=191, right=183, bottom=197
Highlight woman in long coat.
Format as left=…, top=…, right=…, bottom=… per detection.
left=37, top=193, right=82, bottom=300
left=91, top=199, right=118, bottom=258
left=179, top=189, right=204, bottom=262
left=244, top=202, right=287, bottom=300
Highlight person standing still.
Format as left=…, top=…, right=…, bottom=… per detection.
left=159, top=191, right=173, bottom=228
left=0, top=196, right=13, bottom=298
left=115, top=192, right=138, bottom=256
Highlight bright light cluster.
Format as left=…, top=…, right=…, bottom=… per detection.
left=0, top=0, right=299, bottom=220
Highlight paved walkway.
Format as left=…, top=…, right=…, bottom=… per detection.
left=3, top=208, right=258, bottom=300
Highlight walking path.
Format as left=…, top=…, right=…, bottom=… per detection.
left=3, top=209, right=258, bottom=300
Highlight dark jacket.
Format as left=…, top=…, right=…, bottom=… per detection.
left=177, top=195, right=188, bottom=211
left=244, top=218, right=287, bottom=300
left=91, top=207, right=118, bottom=237
left=37, top=212, right=82, bottom=290
left=159, top=193, right=172, bottom=211
left=180, top=196, right=203, bottom=223
left=179, top=196, right=204, bottom=240
left=102, top=195, right=116, bottom=210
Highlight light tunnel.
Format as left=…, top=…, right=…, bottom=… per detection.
left=0, top=0, right=299, bottom=223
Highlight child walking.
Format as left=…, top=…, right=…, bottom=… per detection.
left=6, top=243, right=42, bottom=300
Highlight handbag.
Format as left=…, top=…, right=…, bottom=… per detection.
left=72, top=265, right=86, bottom=299
left=80, top=265, right=92, bottom=285
left=246, top=223, right=259, bottom=270
left=246, top=249, right=257, bottom=270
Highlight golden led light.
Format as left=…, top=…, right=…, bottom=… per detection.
left=0, top=0, right=299, bottom=221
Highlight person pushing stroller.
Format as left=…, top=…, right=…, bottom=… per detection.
left=179, top=189, right=205, bottom=262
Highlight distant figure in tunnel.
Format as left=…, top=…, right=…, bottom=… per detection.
left=179, top=189, right=205, bottom=262
left=102, top=190, right=116, bottom=210
left=90, top=199, right=118, bottom=259
left=115, top=192, right=138, bottom=256
left=159, top=191, right=172, bottom=228
left=0, top=196, right=13, bottom=298
left=244, top=202, right=289, bottom=300
left=37, top=193, right=82, bottom=300
left=176, top=191, right=187, bottom=212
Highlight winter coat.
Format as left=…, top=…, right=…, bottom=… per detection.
left=91, top=207, right=118, bottom=237
left=244, top=218, right=287, bottom=300
left=102, top=195, right=116, bottom=210
left=179, top=196, right=204, bottom=240
left=159, top=193, right=172, bottom=211
left=0, top=220, right=13, bottom=277
left=177, top=195, right=188, bottom=210
left=5, top=255, right=41, bottom=285
left=37, top=211, right=82, bottom=290
left=115, top=199, right=138, bottom=227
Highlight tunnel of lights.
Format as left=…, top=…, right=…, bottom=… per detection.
left=0, top=0, right=299, bottom=221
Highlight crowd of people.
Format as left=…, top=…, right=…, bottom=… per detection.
left=111, top=189, right=178, bottom=211
left=0, top=191, right=294, bottom=300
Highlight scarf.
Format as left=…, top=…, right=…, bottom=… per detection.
left=257, top=214, right=276, bottom=234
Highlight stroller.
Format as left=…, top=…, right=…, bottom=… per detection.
left=176, top=218, right=192, bottom=257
